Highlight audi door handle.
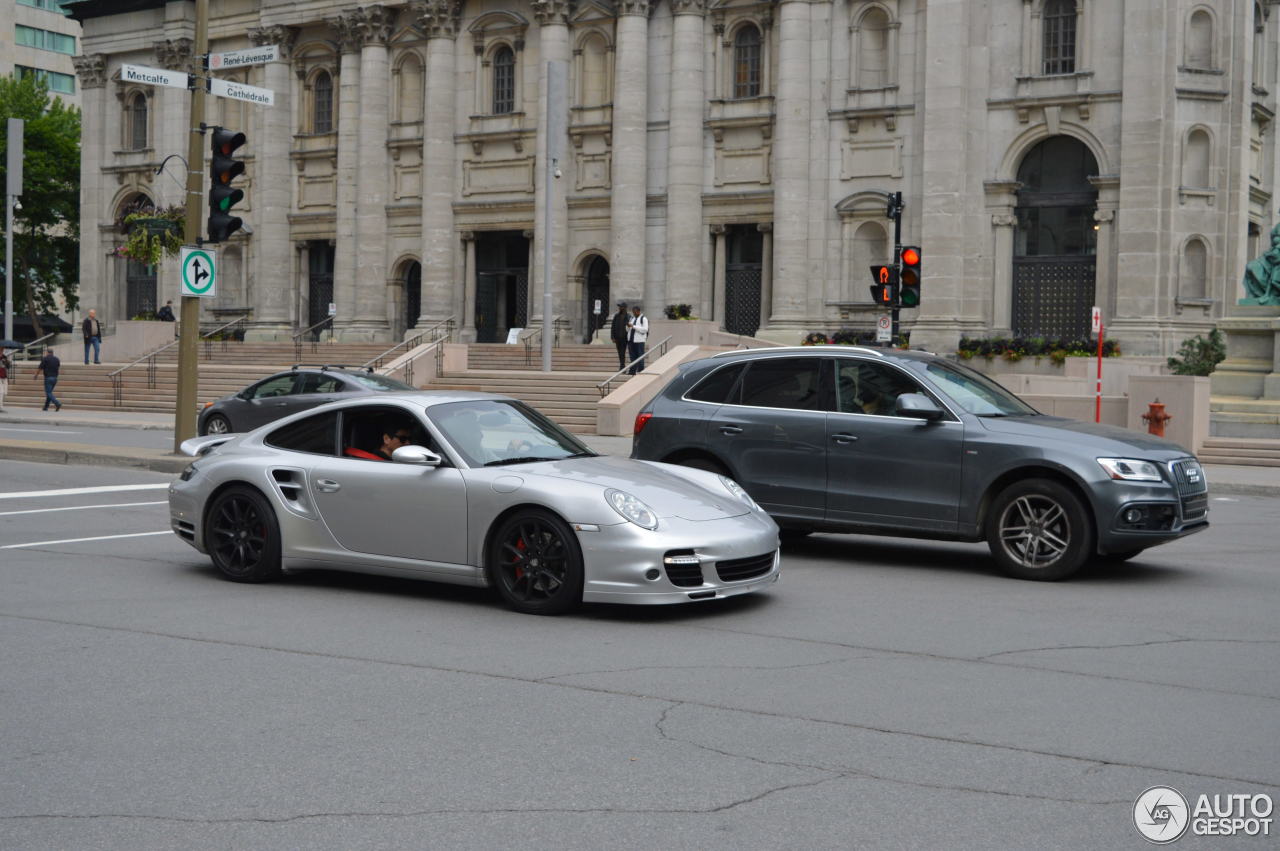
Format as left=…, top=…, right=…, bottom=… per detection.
left=718, top=425, right=744, bottom=436
left=315, top=479, right=341, bottom=493
left=830, top=433, right=859, bottom=445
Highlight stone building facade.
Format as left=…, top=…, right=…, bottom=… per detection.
left=68, top=0, right=1279, bottom=354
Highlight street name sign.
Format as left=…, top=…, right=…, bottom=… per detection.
left=180, top=247, right=217, bottom=298
left=208, top=45, right=280, bottom=70
left=121, top=64, right=189, bottom=90
left=208, top=77, right=275, bottom=106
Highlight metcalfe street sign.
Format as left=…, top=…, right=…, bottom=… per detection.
left=208, top=44, right=280, bottom=70
left=121, top=64, right=190, bottom=89
left=208, top=77, right=275, bottom=106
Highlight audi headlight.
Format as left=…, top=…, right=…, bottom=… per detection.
left=1097, top=458, right=1164, bottom=482
left=605, top=489, right=659, bottom=530
left=719, top=475, right=761, bottom=511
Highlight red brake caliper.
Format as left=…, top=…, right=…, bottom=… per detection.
left=513, top=536, right=526, bottom=579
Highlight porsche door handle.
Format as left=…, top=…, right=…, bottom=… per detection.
left=315, top=479, right=341, bottom=493
left=830, top=433, right=859, bottom=445
left=718, top=425, right=744, bottom=436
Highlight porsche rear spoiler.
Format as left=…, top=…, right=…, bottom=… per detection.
left=179, top=435, right=235, bottom=457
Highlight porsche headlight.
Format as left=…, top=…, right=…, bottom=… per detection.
left=719, top=475, right=761, bottom=512
left=605, top=489, right=659, bottom=530
left=1097, top=458, right=1164, bottom=482
left=179, top=462, right=199, bottom=482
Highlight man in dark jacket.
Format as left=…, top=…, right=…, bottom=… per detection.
left=155, top=301, right=176, bottom=322
left=609, top=301, right=628, bottom=370
left=35, top=348, right=61, bottom=411
left=82, top=309, right=103, bottom=364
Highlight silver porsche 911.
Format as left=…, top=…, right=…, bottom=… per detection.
left=169, top=391, right=779, bottom=614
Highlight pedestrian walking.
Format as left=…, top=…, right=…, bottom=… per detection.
left=609, top=301, right=629, bottom=370
left=0, top=349, right=10, bottom=411
left=35, top=348, right=61, bottom=411
left=156, top=300, right=176, bottom=322
left=626, top=304, right=648, bottom=375
left=82, top=308, right=103, bottom=364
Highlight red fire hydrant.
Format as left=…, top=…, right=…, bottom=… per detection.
left=1142, top=398, right=1172, bottom=437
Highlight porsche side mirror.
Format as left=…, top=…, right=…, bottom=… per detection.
left=895, top=393, right=944, bottom=421
left=392, top=445, right=443, bottom=467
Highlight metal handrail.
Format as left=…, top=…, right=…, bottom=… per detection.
left=291, top=316, right=334, bottom=360
left=13, top=332, right=55, bottom=361
left=596, top=335, right=672, bottom=397
left=361, top=316, right=455, bottom=371
left=106, top=337, right=180, bottom=407
left=522, top=316, right=568, bottom=365
left=392, top=337, right=449, bottom=388
left=200, top=314, right=249, bottom=360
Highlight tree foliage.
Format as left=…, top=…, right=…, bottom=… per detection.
left=1167, top=328, right=1226, bottom=376
left=0, top=72, right=81, bottom=337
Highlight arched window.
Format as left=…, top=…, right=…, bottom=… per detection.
left=1015, top=135, right=1098, bottom=257
left=313, top=70, right=334, bottom=134
left=1182, top=129, right=1211, bottom=188
left=1181, top=239, right=1208, bottom=300
left=1042, top=0, right=1077, bottom=75
left=858, top=8, right=891, bottom=89
left=1186, top=9, right=1213, bottom=69
left=396, top=54, right=424, bottom=123
left=493, top=45, right=515, bottom=114
left=733, top=25, right=762, bottom=98
left=127, top=92, right=148, bottom=150
left=579, top=33, right=609, bottom=106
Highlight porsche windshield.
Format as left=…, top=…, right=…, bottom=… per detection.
left=429, top=400, right=595, bottom=467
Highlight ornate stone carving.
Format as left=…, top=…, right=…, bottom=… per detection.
left=329, top=12, right=364, bottom=54
left=72, top=54, right=108, bottom=89
left=670, top=0, right=705, bottom=15
left=710, top=223, right=727, bottom=235
left=356, top=6, right=396, bottom=46
left=415, top=0, right=462, bottom=39
left=531, top=0, right=571, bottom=26
left=154, top=38, right=196, bottom=73
left=248, top=25, right=298, bottom=58
left=1093, top=210, right=1114, bottom=224
left=615, top=0, right=651, bottom=17
left=991, top=214, right=1016, bottom=227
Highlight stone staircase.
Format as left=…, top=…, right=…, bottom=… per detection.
left=1209, top=396, right=1280, bottom=440
left=425, top=343, right=626, bottom=433
left=1197, top=437, right=1280, bottom=468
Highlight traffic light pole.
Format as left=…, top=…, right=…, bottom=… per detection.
left=174, top=0, right=208, bottom=452
left=889, top=191, right=903, bottom=346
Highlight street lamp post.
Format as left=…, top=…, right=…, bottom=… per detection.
left=4, top=118, right=23, bottom=344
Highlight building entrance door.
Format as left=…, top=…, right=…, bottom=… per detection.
left=474, top=232, right=529, bottom=343
left=125, top=260, right=157, bottom=318
left=1012, top=137, right=1098, bottom=339
left=725, top=224, right=763, bottom=337
left=307, top=241, right=335, bottom=337
left=404, top=261, right=421, bottom=333
left=582, top=255, right=610, bottom=343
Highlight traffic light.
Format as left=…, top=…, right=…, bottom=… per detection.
left=868, top=264, right=897, bottom=305
left=208, top=127, right=246, bottom=243
left=899, top=245, right=922, bottom=308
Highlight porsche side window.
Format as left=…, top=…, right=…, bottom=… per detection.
left=686, top=363, right=745, bottom=404
left=340, top=407, right=435, bottom=462
left=265, top=411, right=339, bottom=455
left=739, top=358, right=822, bottom=411
left=249, top=374, right=297, bottom=400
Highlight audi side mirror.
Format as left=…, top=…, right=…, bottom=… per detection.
left=391, top=445, right=442, bottom=467
left=895, top=393, right=944, bottom=421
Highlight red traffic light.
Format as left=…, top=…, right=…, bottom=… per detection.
left=902, top=247, right=920, bottom=267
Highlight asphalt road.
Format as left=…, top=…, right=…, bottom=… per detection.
left=0, top=422, right=175, bottom=450
left=1, top=458, right=1276, bottom=849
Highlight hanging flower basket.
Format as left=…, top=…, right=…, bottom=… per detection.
left=117, top=210, right=185, bottom=265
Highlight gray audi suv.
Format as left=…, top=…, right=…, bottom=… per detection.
left=632, top=346, right=1208, bottom=580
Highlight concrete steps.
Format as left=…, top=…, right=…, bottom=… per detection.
left=151, top=340, right=392, bottom=367
left=1197, top=437, right=1280, bottom=468
left=464, top=343, right=622, bottom=372
left=1210, top=395, right=1280, bottom=440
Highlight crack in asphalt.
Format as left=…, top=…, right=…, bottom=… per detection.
left=537, top=656, right=857, bottom=682
left=2, top=610, right=1277, bottom=792
left=978, top=636, right=1280, bottom=661
left=685, top=623, right=1280, bottom=703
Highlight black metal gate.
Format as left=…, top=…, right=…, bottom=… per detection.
left=1012, top=256, right=1095, bottom=339
left=125, top=260, right=157, bottom=318
left=725, top=266, right=761, bottom=337
left=404, top=262, right=421, bottom=331
left=307, top=242, right=335, bottom=337
left=583, top=256, right=610, bottom=342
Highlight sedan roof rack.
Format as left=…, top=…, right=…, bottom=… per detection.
left=289, top=363, right=375, bottom=372
left=710, top=345, right=884, bottom=359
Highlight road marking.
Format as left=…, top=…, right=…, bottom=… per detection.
left=1, top=530, right=171, bottom=549
left=0, top=427, right=83, bottom=435
left=0, top=484, right=170, bottom=501
left=0, top=500, right=168, bottom=517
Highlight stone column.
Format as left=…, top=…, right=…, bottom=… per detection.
left=1088, top=175, right=1120, bottom=324
left=461, top=231, right=478, bottom=341
left=329, top=12, right=363, bottom=338
left=245, top=26, right=297, bottom=339
left=666, top=0, right=706, bottom=313
left=758, top=222, right=773, bottom=330
left=352, top=6, right=395, bottom=341
left=73, top=55, right=108, bottom=324
left=984, top=179, right=1019, bottom=336
left=418, top=0, right=460, bottom=326
left=610, top=0, right=651, bottom=308
left=769, top=0, right=810, bottom=326
left=711, top=224, right=727, bottom=327
left=532, top=0, right=572, bottom=328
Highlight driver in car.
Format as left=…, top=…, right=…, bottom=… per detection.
left=345, top=417, right=415, bottom=461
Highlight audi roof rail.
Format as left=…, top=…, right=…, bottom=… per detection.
left=710, top=345, right=884, bottom=358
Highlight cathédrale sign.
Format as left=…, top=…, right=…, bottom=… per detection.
left=120, top=64, right=189, bottom=90
left=208, top=77, right=275, bottom=106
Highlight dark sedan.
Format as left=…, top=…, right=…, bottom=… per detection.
left=198, top=366, right=415, bottom=435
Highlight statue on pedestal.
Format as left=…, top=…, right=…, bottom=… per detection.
left=1242, top=221, right=1280, bottom=305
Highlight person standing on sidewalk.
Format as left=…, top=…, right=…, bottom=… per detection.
left=626, top=304, right=649, bottom=375
left=35, top=348, right=61, bottom=411
left=82, top=309, right=103, bottom=365
left=609, top=301, right=629, bottom=370
left=0, top=349, right=10, bottom=411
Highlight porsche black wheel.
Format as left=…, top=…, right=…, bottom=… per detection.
left=206, top=486, right=282, bottom=583
left=488, top=510, right=583, bottom=615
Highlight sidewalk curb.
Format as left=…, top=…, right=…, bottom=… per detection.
left=0, top=441, right=187, bottom=475
left=1208, top=483, right=1280, bottom=498
left=0, top=414, right=172, bottom=431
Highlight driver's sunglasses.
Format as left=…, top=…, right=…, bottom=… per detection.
left=394, top=432, right=412, bottom=442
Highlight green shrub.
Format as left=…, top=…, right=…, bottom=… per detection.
left=1167, top=329, right=1226, bottom=376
